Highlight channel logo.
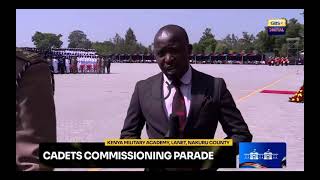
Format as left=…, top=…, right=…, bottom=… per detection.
left=239, top=142, right=286, bottom=168
left=267, top=18, right=287, bottom=35
left=268, top=18, right=287, bottom=27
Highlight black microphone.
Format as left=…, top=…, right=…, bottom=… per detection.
left=165, top=113, right=180, bottom=138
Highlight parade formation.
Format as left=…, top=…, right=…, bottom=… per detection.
left=19, top=47, right=304, bottom=75
left=21, top=47, right=112, bottom=74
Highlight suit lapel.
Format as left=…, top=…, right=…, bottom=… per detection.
left=185, top=68, right=206, bottom=132
left=149, top=69, right=208, bottom=136
left=150, top=73, right=169, bottom=134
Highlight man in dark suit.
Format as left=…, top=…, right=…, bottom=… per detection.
left=106, top=57, right=111, bottom=74
left=120, top=25, right=252, bottom=169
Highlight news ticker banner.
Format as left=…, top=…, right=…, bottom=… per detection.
left=39, top=140, right=286, bottom=169
left=39, top=139, right=236, bottom=168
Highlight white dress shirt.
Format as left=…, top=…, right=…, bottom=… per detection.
left=163, top=66, right=192, bottom=118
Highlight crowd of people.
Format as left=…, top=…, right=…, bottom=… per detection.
left=20, top=48, right=112, bottom=74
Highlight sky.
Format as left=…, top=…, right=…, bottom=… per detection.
left=16, top=9, right=304, bottom=48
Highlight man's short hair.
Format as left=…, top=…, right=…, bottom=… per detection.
left=156, top=24, right=189, bottom=44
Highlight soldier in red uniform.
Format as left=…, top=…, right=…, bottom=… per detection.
left=280, top=57, right=284, bottom=66
left=70, top=56, right=78, bottom=74
left=284, top=57, right=289, bottom=66
left=275, top=57, right=280, bottom=66
left=268, top=57, right=274, bottom=66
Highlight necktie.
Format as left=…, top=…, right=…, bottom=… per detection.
left=172, top=80, right=187, bottom=138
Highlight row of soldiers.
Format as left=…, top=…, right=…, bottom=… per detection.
left=50, top=48, right=97, bottom=57
left=47, top=56, right=112, bottom=74
left=267, top=57, right=289, bottom=66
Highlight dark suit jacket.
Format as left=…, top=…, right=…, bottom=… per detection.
left=120, top=67, right=252, bottom=143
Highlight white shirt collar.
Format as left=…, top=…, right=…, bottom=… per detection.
left=163, top=65, right=192, bottom=85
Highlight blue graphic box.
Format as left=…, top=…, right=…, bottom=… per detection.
left=239, top=142, right=286, bottom=168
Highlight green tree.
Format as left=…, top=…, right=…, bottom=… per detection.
left=91, top=41, right=115, bottom=56
left=205, top=45, right=214, bottom=54
left=148, top=43, right=154, bottom=54
left=286, top=18, right=301, bottom=38
left=31, top=31, right=63, bottom=50
left=300, top=24, right=304, bottom=49
left=215, top=42, right=229, bottom=54
left=113, top=33, right=125, bottom=54
left=124, top=28, right=138, bottom=54
left=223, top=34, right=238, bottom=52
left=273, top=36, right=286, bottom=56
left=68, top=30, right=92, bottom=49
left=279, top=43, right=288, bottom=57
left=125, top=28, right=137, bottom=44
left=286, top=18, right=304, bottom=50
left=238, top=32, right=255, bottom=53
left=254, top=29, right=276, bottom=53
left=192, top=43, right=203, bottom=54
left=136, top=43, right=148, bottom=54
left=198, top=28, right=217, bottom=54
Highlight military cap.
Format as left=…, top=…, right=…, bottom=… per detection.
left=16, top=47, right=44, bottom=62
left=16, top=48, right=54, bottom=93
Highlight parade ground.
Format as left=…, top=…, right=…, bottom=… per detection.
left=54, top=64, right=304, bottom=171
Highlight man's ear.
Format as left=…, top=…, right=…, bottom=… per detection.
left=188, top=44, right=193, bottom=55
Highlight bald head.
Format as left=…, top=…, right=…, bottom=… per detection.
left=154, top=24, right=189, bottom=45
left=153, top=25, right=192, bottom=81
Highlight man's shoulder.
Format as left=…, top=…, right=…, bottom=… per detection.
left=16, top=48, right=44, bottom=64
left=16, top=48, right=48, bottom=79
left=136, top=72, right=162, bottom=87
left=192, top=68, right=222, bottom=82
left=191, top=68, right=227, bottom=92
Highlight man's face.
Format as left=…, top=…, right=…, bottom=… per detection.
left=154, top=30, right=191, bottom=81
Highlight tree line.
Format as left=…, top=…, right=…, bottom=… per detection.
left=30, top=18, right=303, bottom=57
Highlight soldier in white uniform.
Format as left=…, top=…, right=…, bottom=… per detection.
left=77, top=56, right=82, bottom=73
left=52, top=57, right=58, bottom=74
left=65, top=58, right=70, bottom=74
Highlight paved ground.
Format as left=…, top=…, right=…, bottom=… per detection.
left=53, top=64, right=304, bottom=171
